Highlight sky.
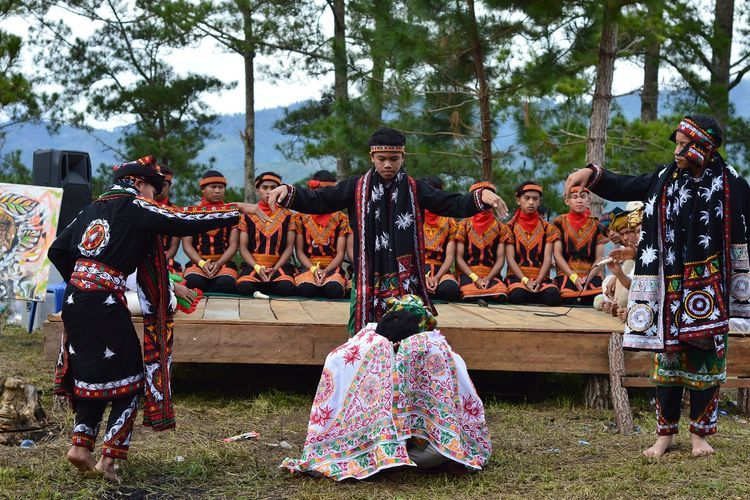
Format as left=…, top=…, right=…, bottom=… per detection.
left=3, top=3, right=731, bottom=131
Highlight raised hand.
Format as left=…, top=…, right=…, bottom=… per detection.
left=236, top=202, right=269, bottom=222
left=480, top=189, right=509, bottom=219
left=564, top=167, right=594, bottom=198
left=268, top=185, right=289, bottom=212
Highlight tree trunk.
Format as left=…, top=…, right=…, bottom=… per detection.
left=239, top=5, right=256, bottom=203
left=586, top=2, right=619, bottom=217
left=709, top=0, right=734, bottom=130
left=608, top=332, right=634, bottom=433
left=467, top=0, right=493, bottom=182
left=640, top=4, right=661, bottom=122
left=332, top=0, right=350, bottom=179
left=585, top=375, right=611, bottom=409
left=738, top=387, right=750, bottom=416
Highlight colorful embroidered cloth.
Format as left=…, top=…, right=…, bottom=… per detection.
left=282, top=324, right=492, bottom=480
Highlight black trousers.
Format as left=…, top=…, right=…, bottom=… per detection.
left=72, top=393, right=140, bottom=459
left=655, top=385, right=720, bottom=436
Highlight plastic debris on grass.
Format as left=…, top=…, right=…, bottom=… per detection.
left=224, top=431, right=260, bottom=443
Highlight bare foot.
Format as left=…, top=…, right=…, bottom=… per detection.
left=643, top=435, right=674, bottom=457
left=95, top=456, right=122, bottom=483
left=690, top=434, right=715, bottom=457
left=66, top=445, right=96, bottom=473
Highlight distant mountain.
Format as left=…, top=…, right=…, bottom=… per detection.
left=1, top=106, right=328, bottom=186
left=2, top=79, right=748, bottom=183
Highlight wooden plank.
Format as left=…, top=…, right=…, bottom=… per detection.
left=202, top=297, right=239, bottom=320
left=173, top=296, right=207, bottom=320
left=238, top=298, right=275, bottom=322
left=270, top=299, right=316, bottom=323
left=299, top=300, right=349, bottom=325
left=433, top=303, right=496, bottom=328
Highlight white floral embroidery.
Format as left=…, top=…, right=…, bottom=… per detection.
left=699, top=234, right=711, bottom=249
left=103, top=347, right=116, bottom=359
left=66, top=293, right=74, bottom=305
left=103, top=295, right=116, bottom=305
left=666, top=247, right=676, bottom=266
left=714, top=201, right=723, bottom=219
left=395, top=212, right=414, bottom=230
left=371, top=184, right=384, bottom=202
left=700, top=210, right=710, bottom=225
left=640, top=245, right=658, bottom=266
left=677, top=184, right=691, bottom=208
left=391, top=188, right=399, bottom=202
left=644, top=195, right=656, bottom=218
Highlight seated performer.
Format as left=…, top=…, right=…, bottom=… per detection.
left=182, top=170, right=239, bottom=293
left=153, top=165, right=181, bottom=272
left=294, top=170, right=351, bottom=299
left=506, top=181, right=562, bottom=306
left=282, top=295, right=492, bottom=480
left=236, top=171, right=296, bottom=296
left=552, top=187, right=608, bottom=304
left=607, top=207, right=643, bottom=322
left=595, top=208, right=633, bottom=313
left=455, top=182, right=510, bottom=301
left=421, top=176, right=461, bottom=302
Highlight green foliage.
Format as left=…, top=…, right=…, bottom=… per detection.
left=0, top=150, right=31, bottom=185
left=32, top=0, right=229, bottom=205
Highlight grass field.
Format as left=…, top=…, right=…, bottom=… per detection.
left=1, top=325, right=749, bottom=499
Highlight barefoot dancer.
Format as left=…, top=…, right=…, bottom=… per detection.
left=48, top=156, right=265, bottom=481
left=565, top=115, right=750, bottom=457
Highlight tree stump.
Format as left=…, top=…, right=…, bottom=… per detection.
left=584, top=375, right=610, bottom=409
left=0, top=377, right=48, bottom=446
left=608, top=332, right=634, bottom=434
left=738, top=388, right=750, bottom=416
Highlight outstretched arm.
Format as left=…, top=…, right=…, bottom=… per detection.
left=418, top=181, right=508, bottom=219
left=564, top=164, right=658, bottom=202
left=269, top=179, right=356, bottom=214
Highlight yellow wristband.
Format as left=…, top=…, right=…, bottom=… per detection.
left=198, top=259, right=207, bottom=269
left=521, top=277, right=530, bottom=285
left=569, top=273, right=579, bottom=283
left=310, top=264, right=319, bottom=273
left=253, top=264, right=262, bottom=273
left=469, top=273, right=479, bottom=283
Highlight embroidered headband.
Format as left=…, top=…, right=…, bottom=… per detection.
left=469, top=181, right=496, bottom=193
left=200, top=176, right=227, bottom=188
left=517, top=183, right=543, bottom=196
left=254, top=172, right=282, bottom=188
left=112, top=155, right=165, bottom=194
left=370, top=145, right=406, bottom=154
left=672, top=117, right=718, bottom=168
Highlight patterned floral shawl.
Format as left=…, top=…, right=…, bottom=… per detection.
left=353, top=168, right=431, bottom=333
left=624, top=155, right=750, bottom=352
left=282, top=324, right=492, bottom=480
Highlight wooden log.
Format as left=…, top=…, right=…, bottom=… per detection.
left=738, top=387, right=750, bottom=416
left=608, top=332, right=634, bottom=434
left=584, top=375, right=610, bottom=409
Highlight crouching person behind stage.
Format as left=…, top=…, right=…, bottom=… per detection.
left=454, top=181, right=510, bottom=302
left=506, top=181, right=562, bottom=306
left=282, top=295, right=492, bottom=480
left=183, top=170, right=239, bottom=293
left=236, top=172, right=296, bottom=297
left=421, top=176, right=461, bottom=301
left=294, top=170, right=351, bottom=299
left=552, top=186, right=608, bottom=304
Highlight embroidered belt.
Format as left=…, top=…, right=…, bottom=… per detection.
left=70, top=259, right=127, bottom=295
left=252, top=253, right=280, bottom=267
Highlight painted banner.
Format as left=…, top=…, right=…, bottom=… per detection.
left=0, top=183, right=63, bottom=301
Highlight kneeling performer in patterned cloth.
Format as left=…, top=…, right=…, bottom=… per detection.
left=294, top=170, right=351, bottom=299
left=282, top=295, right=492, bottom=480
left=236, top=171, right=297, bottom=297
left=183, top=170, right=240, bottom=293
left=48, top=156, right=264, bottom=481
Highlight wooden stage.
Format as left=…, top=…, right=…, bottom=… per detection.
left=43, top=297, right=750, bottom=384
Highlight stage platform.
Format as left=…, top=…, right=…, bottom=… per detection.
left=42, top=297, right=750, bottom=382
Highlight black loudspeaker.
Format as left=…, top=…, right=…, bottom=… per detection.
left=32, top=149, right=93, bottom=235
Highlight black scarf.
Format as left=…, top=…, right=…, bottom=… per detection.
left=623, top=155, right=747, bottom=353
left=353, top=168, right=432, bottom=332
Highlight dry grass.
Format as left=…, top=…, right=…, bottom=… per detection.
left=1, top=325, right=750, bottom=499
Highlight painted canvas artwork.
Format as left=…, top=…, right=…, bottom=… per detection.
left=0, top=183, right=63, bottom=301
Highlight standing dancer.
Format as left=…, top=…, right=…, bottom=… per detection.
left=267, top=127, right=508, bottom=334
left=565, top=115, right=750, bottom=456
left=48, top=156, right=265, bottom=481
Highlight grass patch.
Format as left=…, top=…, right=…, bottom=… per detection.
left=2, top=326, right=750, bottom=498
